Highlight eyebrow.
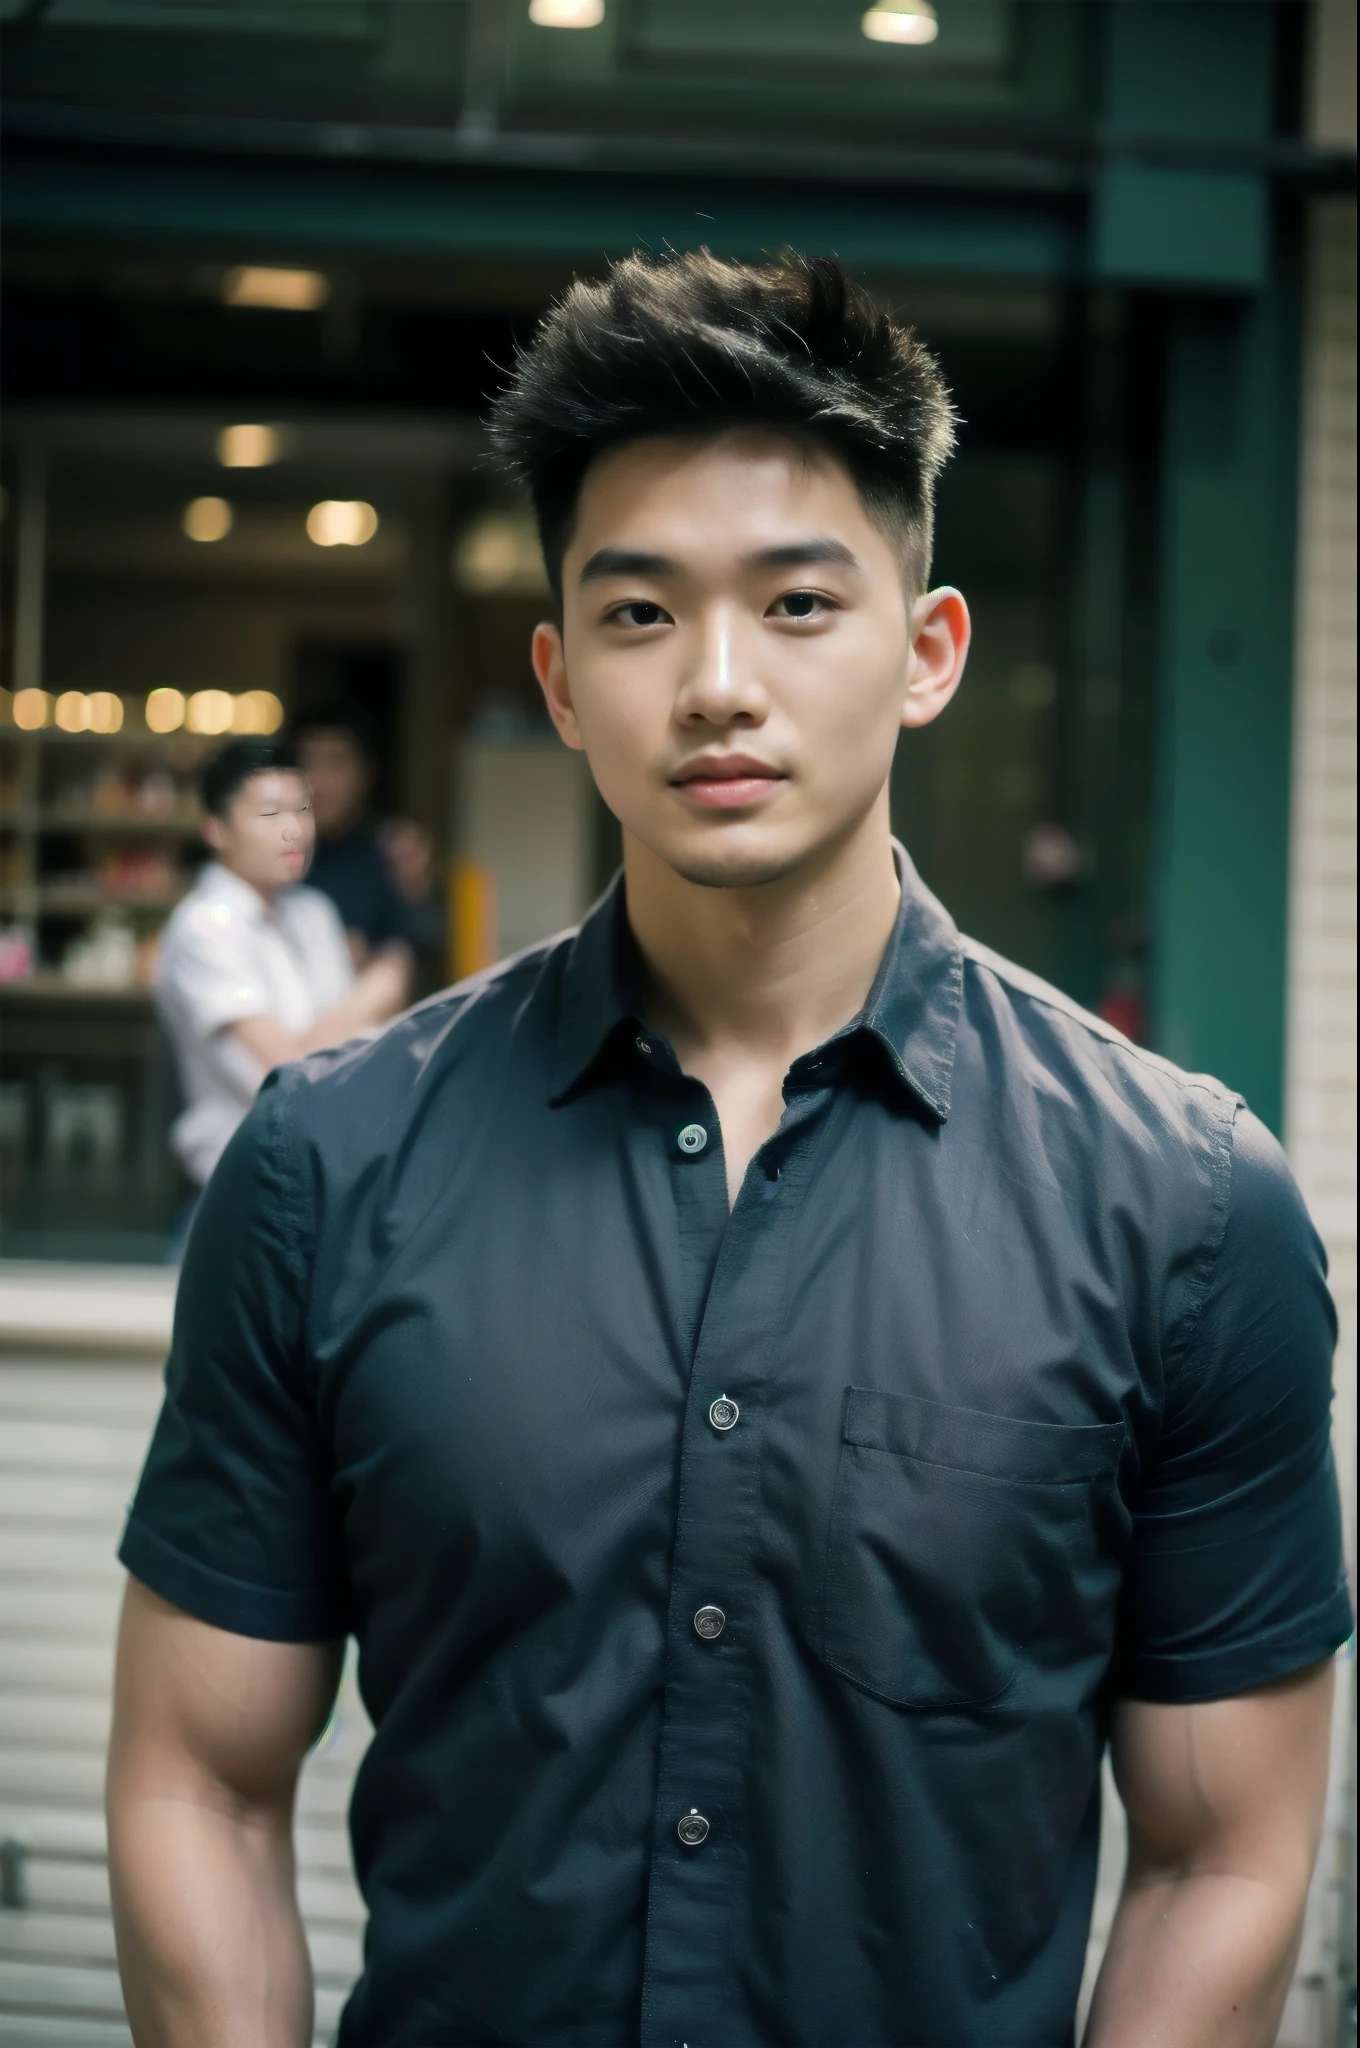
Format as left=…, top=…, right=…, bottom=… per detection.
left=578, top=537, right=861, bottom=585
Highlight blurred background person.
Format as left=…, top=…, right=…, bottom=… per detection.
left=155, top=736, right=409, bottom=1200
left=294, top=702, right=446, bottom=994
left=293, top=704, right=413, bottom=967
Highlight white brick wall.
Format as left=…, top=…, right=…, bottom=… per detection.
left=1280, top=191, right=1358, bottom=2048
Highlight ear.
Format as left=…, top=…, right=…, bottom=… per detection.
left=203, top=814, right=227, bottom=854
left=901, top=586, right=971, bottom=732
left=531, top=620, right=586, bottom=752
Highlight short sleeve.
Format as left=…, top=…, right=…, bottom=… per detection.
left=302, top=887, right=357, bottom=1008
left=119, top=1076, right=347, bottom=1641
left=1116, top=1106, right=1353, bottom=1701
left=157, top=899, right=275, bottom=1038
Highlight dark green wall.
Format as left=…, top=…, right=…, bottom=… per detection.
left=1152, top=274, right=1301, bottom=1132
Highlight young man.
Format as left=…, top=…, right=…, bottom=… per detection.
left=155, top=737, right=409, bottom=1190
left=111, top=256, right=1350, bottom=2047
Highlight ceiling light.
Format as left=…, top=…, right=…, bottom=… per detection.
left=187, top=690, right=235, bottom=737
left=217, top=423, right=281, bottom=469
left=13, top=689, right=52, bottom=731
left=529, top=0, right=604, bottom=26
left=306, top=500, right=379, bottom=548
left=861, top=3, right=938, bottom=44
left=183, top=496, right=234, bottom=543
left=223, top=266, right=331, bottom=312
left=145, top=689, right=186, bottom=734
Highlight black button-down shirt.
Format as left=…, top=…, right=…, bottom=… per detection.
left=122, top=852, right=1351, bottom=2048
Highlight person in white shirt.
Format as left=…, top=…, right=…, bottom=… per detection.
left=156, top=737, right=411, bottom=1189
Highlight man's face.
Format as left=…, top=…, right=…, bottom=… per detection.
left=532, top=430, right=967, bottom=890
left=206, top=770, right=315, bottom=895
left=297, top=729, right=370, bottom=838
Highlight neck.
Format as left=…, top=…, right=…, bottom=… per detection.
left=218, top=857, right=277, bottom=908
left=624, top=796, right=901, bottom=1066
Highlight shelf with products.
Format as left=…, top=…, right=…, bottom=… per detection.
left=0, top=809, right=204, bottom=834
left=0, top=699, right=229, bottom=993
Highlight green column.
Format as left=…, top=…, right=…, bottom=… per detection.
left=1152, top=266, right=1301, bottom=1132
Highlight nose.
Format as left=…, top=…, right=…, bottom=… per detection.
left=674, top=608, right=769, bottom=729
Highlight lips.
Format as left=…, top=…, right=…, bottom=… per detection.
left=671, top=755, right=786, bottom=811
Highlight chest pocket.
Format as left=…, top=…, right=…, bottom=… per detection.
left=820, top=1388, right=1126, bottom=1710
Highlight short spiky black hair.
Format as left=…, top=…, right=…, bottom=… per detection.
left=487, top=249, right=957, bottom=599
left=201, top=738, right=301, bottom=818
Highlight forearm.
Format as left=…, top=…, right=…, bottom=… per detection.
left=109, top=1788, right=312, bottom=2048
left=231, top=947, right=410, bottom=1070
left=1085, top=1858, right=1306, bottom=2048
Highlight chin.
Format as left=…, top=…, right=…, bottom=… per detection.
left=663, top=836, right=811, bottom=892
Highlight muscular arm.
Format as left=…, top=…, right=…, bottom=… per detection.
left=1085, top=1659, right=1335, bottom=2048
left=229, top=944, right=410, bottom=1074
left=107, top=1577, right=344, bottom=2048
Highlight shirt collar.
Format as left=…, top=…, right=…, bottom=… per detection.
left=549, top=842, right=963, bottom=1123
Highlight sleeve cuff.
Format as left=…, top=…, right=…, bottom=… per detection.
left=1117, top=1587, right=1354, bottom=1703
left=119, top=1513, right=348, bottom=1644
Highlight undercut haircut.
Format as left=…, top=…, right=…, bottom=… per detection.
left=201, top=738, right=302, bottom=819
left=487, top=249, right=957, bottom=600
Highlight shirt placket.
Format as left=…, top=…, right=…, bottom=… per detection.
left=639, top=1069, right=831, bottom=2048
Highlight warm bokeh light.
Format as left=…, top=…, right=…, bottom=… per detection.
left=183, top=496, right=234, bottom=543
left=231, top=689, right=285, bottom=736
left=87, top=692, right=125, bottom=734
left=186, top=689, right=235, bottom=736
left=55, top=691, right=91, bottom=733
left=861, top=3, right=938, bottom=43
left=222, top=266, right=331, bottom=312
left=145, top=688, right=187, bottom=734
left=14, top=688, right=53, bottom=730
left=452, top=511, right=550, bottom=595
left=217, top=423, right=281, bottom=469
left=529, top=0, right=605, bottom=24
left=306, top=500, right=379, bottom=548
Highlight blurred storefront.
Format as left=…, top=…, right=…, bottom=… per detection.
left=0, top=0, right=1354, bottom=2040
left=0, top=0, right=1348, bottom=1259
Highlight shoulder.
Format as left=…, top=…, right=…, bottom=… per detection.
left=954, top=934, right=1250, bottom=1285
left=269, top=928, right=572, bottom=1147
left=158, top=873, right=254, bottom=970
left=960, top=934, right=1240, bottom=1143
left=281, top=881, right=348, bottom=935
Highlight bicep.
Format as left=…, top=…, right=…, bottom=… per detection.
left=1110, top=1660, right=1335, bottom=1884
left=110, top=1577, right=343, bottom=1809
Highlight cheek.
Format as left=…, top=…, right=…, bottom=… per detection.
left=787, top=637, right=907, bottom=757
left=572, top=661, right=667, bottom=771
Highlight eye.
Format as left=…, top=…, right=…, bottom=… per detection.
left=770, top=589, right=837, bottom=620
left=606, top=600, right=671, bottom=628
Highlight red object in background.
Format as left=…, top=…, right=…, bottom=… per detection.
left=1097, top=986, right=1146, bottom=1045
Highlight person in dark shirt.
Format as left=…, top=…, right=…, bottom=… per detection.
left=108, top=253, right=1350, bottom=2048
left=293, top=705, right=413, bottom=965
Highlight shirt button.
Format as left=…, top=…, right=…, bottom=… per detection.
left=708, top=1394, right=739, bottom=1432
left=676, top=1122, right=708, bottom=1156
left=676, top=1811, right=710, bottom=1847
left=693, top=1605, right=726, bottom=1640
